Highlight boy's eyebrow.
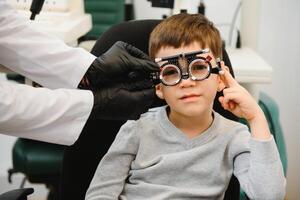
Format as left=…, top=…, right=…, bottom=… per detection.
left=155, top=49, right=210, bottom=62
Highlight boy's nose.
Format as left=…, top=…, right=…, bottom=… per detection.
left=179, top=75, right=196, bottom=88
left=181, top=72, right=189, bottom=80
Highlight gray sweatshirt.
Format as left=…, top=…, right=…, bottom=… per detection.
left=86, top=106, right=286, bottom=200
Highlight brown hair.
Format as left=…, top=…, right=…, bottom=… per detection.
left=149, top=13, right=222, bottom=59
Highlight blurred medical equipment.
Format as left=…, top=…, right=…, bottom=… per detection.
left=29, top=0, right=45, bottom=20
left=7, top=0, right=92, bottom=45
left=149, top=0, right=174, bottom=8
left=148, top=0, right=205, bottom=14
left=5, top=0, right=92, bottom=85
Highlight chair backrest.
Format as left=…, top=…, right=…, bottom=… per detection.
left=90, top=19, right=240, bottom=200
left=258, top=92, right=287, bottom=176
left=83, top=0, right=125, bottom=40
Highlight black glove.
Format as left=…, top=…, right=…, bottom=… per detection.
left=89, top=79, right=155, bottom=120
left=83, top=41, right=159, bottom=87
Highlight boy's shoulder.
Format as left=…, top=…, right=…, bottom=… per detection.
left=118, top=106, right=165, bottom=138
left=123, top=106, right=165, bottom=127
left=140, top=106, right=164, bottom=119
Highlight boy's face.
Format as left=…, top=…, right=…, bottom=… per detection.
left=155, top=42, right=223, bottom=118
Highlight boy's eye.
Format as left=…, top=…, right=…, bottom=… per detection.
left=161, top=65, right=179, bottom=77
left=163, top=69, right=178, bottom=76
left=192, top=64, right=207, bottom=71
left=190, top=60, right=210, bottom=79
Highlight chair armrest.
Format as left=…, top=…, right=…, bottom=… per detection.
left=0, top=188, right=34, bottom=200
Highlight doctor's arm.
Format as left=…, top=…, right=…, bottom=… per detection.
left=0, top=79, right=154, bottom=145
left=0, top=1, right=158, bottom=121
left=0, top=81, right=93, bottom=145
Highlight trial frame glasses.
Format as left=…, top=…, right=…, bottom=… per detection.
left=151, top=49, right=222, bottom=86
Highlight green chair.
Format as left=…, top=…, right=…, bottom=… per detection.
left=8, top=140, right=66, bottom=200
left=239, top=91, right=288, bottom=200
left=78, top=0, right=125, bottom=52
left=258, top=92, right=287, bottom=175
left=83, top=0, right=125, bottom=40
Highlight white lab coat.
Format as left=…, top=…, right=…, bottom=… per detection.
left=0, top=1, right=96, bottom=145
left=0, top=82, right=93, bottom=145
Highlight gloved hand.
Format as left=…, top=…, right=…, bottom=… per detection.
left=89, top=79, right=155, bottom=120
left=82, top=41, right=159, bottom=87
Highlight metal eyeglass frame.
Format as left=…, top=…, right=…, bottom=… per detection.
left=151, top=49, right=222, bottom=86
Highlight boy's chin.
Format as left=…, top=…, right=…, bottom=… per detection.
left=171, top=107, right=212, bottom=118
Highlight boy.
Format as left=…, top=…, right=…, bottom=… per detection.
left=85, top=13, right=286, bottom=200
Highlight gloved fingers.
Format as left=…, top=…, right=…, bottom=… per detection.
left=91, top=85, right=155, bottom=120
left=122, top=79, right=154, bottom=91
left=127, top=88, right=156, bottom=119
left=129, top=87, right=156, bottom=107
left=120, top=41, right=159, bottom=73
left=135, top=59, right=160, bottom=73
left=119, top=41, right=149, bottom=60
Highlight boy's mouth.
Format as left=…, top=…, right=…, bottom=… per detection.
left=179, top=93, right=201, bottom=100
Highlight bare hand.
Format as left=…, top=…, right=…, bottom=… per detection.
left=218, top=61, right=262, bottom=122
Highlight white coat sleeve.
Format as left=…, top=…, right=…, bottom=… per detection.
left=0, top=1, right=96, bottom=89
left=0, top=81, right=93, bottom=145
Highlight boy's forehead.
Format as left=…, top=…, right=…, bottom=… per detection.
left=155, top=42, right=212, bottom=59
left=155, top=48, right=211, bottom=63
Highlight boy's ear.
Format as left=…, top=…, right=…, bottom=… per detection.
left=155, top=84, right=165, bottom=99
left=217, top=75, right=226, bottom=92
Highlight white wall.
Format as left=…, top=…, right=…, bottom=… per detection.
left=258, top=0, right=300, bottom=199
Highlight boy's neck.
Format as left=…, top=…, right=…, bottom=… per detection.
left=168, top=108, right=214, bottom=139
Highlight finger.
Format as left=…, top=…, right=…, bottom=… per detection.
left=222, top=92, right=242, bottom=107
left=219, top=61, right=238, bottom=88
left=131, top=88, right=155, bottom=111
left=121, top=41, right=149, bottom=60
left=123, top=79, right=154, bottom=91
left=219, top=96, right=229, bottom=110
left=228, top=101, right=236, bottom=110
left=117, top=88, right=155, bottom=120
left=222, top=87, right=239, bottom=95
left=120, top=42, right=160, bottom=72
left=135, top=60, right=160, bottom=73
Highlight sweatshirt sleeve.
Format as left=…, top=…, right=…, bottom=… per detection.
left=231, top=129, right=286, bottom=200
left=85, top=120, right=139, bottom=200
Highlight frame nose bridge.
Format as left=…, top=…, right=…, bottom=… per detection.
left=178, top=57, right=190, bottom=80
